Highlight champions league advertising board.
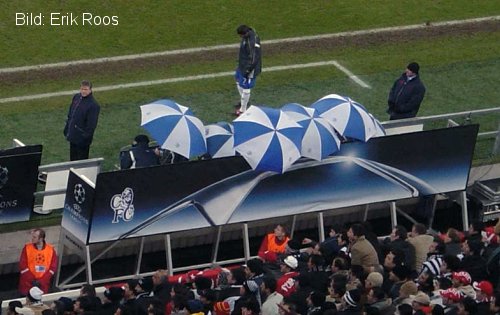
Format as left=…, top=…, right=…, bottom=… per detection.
left=83, top=125, right=477, bottom=244
left=0, top=145, right=42, bottom=224
left=61, top=170, right=95, bottom=243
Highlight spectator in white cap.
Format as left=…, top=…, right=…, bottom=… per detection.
left=19, top=286, right=49, bottom=315
left=276, top=256, right=299, bottom=298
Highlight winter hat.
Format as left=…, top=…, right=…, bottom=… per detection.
left=104, top=286, right=124, bottom=302
left=391, top=265, right=409, bottom=280
left=366, top=272, right=384, bottom=288
left=411, top=292, right=431, bottom=306
left=407, top=62, right=420, bottom=74
left=187, top=299, right=204, bottom=313
left=8, top=301, right=22, bottom=313
left=343, top=289, right=361, bottom=307
left=452, top=271, right=472, bottom=285
left=58, top=297, right=74, bottom=312
left=399, top=281, right=418, bottom=297
left=421, top=257, right=443, bottom=276
left=28, top=286, right=44, bottom=301
left=440, top=288, right=463, bottom=302
left=473, top=281, right=494, bottom=297
left=134, top=135, right=150, bottom=144
left=287, top=239, right=301, bottom=251
left=137, top=277, right=153, bottom=292
left=213, top=301, right=231, bottom=315
left=283, top=255, right=298, bottom=269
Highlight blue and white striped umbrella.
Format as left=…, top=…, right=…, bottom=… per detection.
left=233, top=105, right=304, bottom=173
left=140, top=99, right=206, bottom=159
left=311, top=94, right=378, bottom=142
left=205, top=122, right=235, bottom=158
left=282, top=103, right=340, bottom=161
left=369, top=113, right=386, bottom=137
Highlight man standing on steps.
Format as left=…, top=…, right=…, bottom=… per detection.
left=64, top=80, right=100, bottom=161
left=234, top=24, right=262, bottom=116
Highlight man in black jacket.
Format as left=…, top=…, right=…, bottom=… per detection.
left=120, top=135, right=160, bottom=169
left=64, top=80, right=100, bottom=160
left=387, top=62, right=426, bottom=120
left=234, top=24, right=262, bottom=116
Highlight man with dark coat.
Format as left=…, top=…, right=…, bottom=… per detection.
left=120, top=135, right=160, bottom=169
left=234, top=24, right=262, bottom=116
left=64, top=80, right=100, bottom=161
left=387, top=62, right=426, bottom=120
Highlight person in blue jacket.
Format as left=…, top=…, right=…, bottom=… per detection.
left=387, top=62, right=426, bottom=120
left=64, top=80, right=100, bottom=160
left=120, top=135, right=160, bottom=169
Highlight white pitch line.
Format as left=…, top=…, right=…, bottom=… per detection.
left=1, top=15, right=499, bottom=74
left=0, top=60, right=369, bottom=104
left=332, top=61, right=371, bottom=89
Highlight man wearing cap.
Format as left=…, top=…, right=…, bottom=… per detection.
left=120, top=135, right=160, bottom=169
left=473, top=280, right=493, bottom=314
left=19, top=287, right=49, bottom=315
left=339, top=288, right=361, bottom=314
left=276, top=256, right=299, bottom=298
left=410, top=291, right=431, bottom=314
left=18, top=228, right=58, bottom=296
left=387, top=62, right=426, bottom=120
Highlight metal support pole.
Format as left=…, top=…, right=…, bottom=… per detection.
left=165, top=234, right=173, bottom=276
left=85, top=245, right=92, bottom=284
left=135, top=237, right=145, bottom=276
left=458, top=191, right=469, bottom=231
left=389, top=201, right=397, bottom=227
left=55, top=229, right=66, bottom=288
left=290, top=215, right=297, bottom=239
left=243, top=223, right=250, bottom=261
left=318, top=212, right=325, bottom=242
left=363, top=204, right=370, bottom=222
left=211, top=226, right=222, bottom=264
left=427, top=195, right=439, bottom=229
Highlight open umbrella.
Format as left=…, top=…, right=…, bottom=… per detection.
left=140, top=99, right=206, bottom=159
left=282, top=103, right=340, bottom=160
left=205, top=122, right=235, bottom=158
left=311, top=94, right=378, bottom=142
left=233, top=105, right=304, bottom=173
left=369, top=113, right=386, bottom=137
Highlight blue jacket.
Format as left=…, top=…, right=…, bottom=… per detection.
left=387, top=73, right=426, bottom=120
left=120, top=143, right=159, bottom=169
left=64, top=93, right=100, bottom=146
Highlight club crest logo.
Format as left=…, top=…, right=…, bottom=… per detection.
left=74, top=184, right=86, bottom=205
left=110, top=187, right=135, bottom=223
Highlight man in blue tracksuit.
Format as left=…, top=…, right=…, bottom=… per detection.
left=120, top=135, right=160, bottom=169
left=387, top=62, right=426, bottom=120
left=235, top=24, right=262, bottom=116
left=64, top=80, right=100, bottom=160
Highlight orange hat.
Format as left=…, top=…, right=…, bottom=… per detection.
left=213, top=301, right=230, bottom=315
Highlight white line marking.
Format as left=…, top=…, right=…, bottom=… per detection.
left=1, top=60, right=368, bottom=104
left=1, top=15, right=498, bottom=74
left=332, top=61, right=371, bottom=89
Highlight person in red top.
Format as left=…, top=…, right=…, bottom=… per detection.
left=276, top=256, right=299, bottom=298
left=18, top=228, right=58, bottom=296
left=258, top=224, right=290, bottom=263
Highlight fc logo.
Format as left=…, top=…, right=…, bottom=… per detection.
left=110, top=187, right=135, bottom=223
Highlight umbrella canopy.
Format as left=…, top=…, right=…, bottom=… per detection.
left=205, top=122, right=235, bottom=158
left=140, top=99, right=206, bottom=159
left=233, top=105, right=304, bottom=173
left=311, top=94, right=378, bottom=142
left=282, top=103, right=341, bottom=160
left=369, top=113, right=386, bottom=137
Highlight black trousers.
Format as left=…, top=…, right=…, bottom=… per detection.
left=70, top=142, right=90, bottom=161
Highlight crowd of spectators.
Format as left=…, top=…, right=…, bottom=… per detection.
left=9, top=220, right=500, bottom=315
